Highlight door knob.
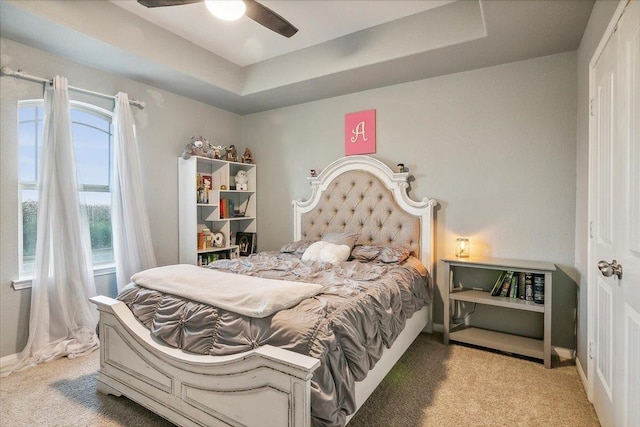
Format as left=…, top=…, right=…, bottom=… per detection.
left=598, top=260, right=623, bottom=279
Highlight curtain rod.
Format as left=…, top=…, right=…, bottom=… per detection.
left=1, top=66, right=145, bottom=110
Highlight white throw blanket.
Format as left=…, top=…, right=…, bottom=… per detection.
left=131, top=264, right=323, bottom=318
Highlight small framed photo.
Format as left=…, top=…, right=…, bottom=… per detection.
left=202, top=174, right=212, bottom=191
left=235, top=232, right=255, bottom=256
left=197, top=174, right=213, bottom=203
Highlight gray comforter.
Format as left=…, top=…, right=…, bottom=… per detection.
left=117, top=251, right=431, bottom=426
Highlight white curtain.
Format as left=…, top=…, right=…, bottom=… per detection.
left=112, top=92, right=156, bottom=291
left=1, top=76, right=99, bottom=377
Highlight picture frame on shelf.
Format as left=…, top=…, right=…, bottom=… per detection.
left=197, top=173, right=213, bottom=203
left=202, top=174, right=212, bottom=191
left=235, top=232, right=255, bottom=256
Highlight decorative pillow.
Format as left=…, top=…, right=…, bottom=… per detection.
left=280, top=240, right=314, bottom=255
left=378, top=246, right=411, bottom=263
left=349, top=245, right=381, bottom=262
left=351, top=245, right=411, bottom=264
left=321, top=232, right=360, bottom=250
left=301, top=241, right=351, bottom=264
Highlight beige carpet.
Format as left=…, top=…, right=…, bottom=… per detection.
left=0, top=333, right=599, bottom=427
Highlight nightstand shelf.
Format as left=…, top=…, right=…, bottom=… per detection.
left=448, top=326, right=544, bottom=360
left=450, top=289, right=544, bottom=313
left=442, top=256, right=556, bottom=368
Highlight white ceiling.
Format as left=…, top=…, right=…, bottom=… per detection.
left=110, top=0, right=454, bottom=67
left=0, top=0, right=595, bottom=115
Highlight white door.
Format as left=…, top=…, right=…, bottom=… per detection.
left=592, top=19, right=618, bottom=427
left=590, top=1, right=640, bottom=426
left=616, top=1, right=640, bottom=424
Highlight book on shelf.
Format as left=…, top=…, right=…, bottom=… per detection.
left=219, top=198, right=235, bottom=219
left=509, top=274, right=518, bottom=298
left=490, top=271, right=506, bottom=296
left=197, top=251, right=229, bottom=266
left=524, top=273, right=534, bottom=301
left=489, top=271, right=544, bottom=302
left=533, top=274, right=545, bottom=304
left=498, top=271, right=515, bottom=297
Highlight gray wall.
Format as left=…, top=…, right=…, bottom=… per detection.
left=0, top=38, right=241, bottom=358
left=242, top=52, right=579, bottom=350
left=574, top=0, right=618, bottom=373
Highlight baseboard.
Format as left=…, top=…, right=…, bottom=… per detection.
left=432, top=322, right=444, bottom=333
left=0, top=353, right=19, bottom=370
left=576, top=356, right=590, bottom=400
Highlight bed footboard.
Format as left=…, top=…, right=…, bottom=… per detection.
left=90, top=295, right=320, bottom=427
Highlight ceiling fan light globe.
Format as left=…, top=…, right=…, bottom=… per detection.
left=205, top=0, right=246, bottom=21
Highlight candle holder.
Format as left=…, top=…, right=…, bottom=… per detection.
left=455, top=238, right=470, bottom=258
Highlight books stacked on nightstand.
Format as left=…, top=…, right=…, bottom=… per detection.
left=490, top=271, right=544, bottom=303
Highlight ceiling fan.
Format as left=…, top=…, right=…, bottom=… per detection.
left=137, top=0, right=298, bottom=38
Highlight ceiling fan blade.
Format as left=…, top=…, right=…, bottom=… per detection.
left=137, top=0, right=298, bottom=38
left=244, top=0, right=298, bottom=38
left=137, top=0, right=202, bottom=8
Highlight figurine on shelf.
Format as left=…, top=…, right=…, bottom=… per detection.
left=226, top=145, right=238, bottom=162
left=234, top=170, right=248, bottom=191
left=200, top=226, right=211, bottom=249
left=202, top=179, right=210, bottom=203
left=196, top=173, right=204, bottom=203
left=211, top=145, right=225, bottom=159
left=241, top=147, right=254, bottom=164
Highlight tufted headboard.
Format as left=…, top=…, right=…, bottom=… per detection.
left=293, top=155, right=437, bottom=275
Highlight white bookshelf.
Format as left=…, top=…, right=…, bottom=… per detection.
left=441, top=256, right=556, bottom=368
left=178, top=156, right=256, bottom=265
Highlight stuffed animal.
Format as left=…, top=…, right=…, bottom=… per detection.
left=211, top=145, right=225, bottom=159
left=200, top=139, right=219, bottom=159
left=182, top=136, right=208, bottom=159
left=241, top=147, right=254, bottom=164
left=234, top=170, right=248, bottom=191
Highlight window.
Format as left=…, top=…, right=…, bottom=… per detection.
left=18, top=100, right=114, bottom=275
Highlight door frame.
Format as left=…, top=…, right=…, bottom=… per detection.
left=586, top=0, right=629, bottom=404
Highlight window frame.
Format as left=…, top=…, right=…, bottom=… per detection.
left=16, top=99, right=115, bottom=282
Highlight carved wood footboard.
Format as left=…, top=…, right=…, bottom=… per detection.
left=91, top=295, right=320, bottom=427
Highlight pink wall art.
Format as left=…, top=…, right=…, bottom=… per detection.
left=345, top=109, right=376, bottom=155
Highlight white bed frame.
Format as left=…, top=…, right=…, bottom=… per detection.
left=91, top=155, right=437, bottom=426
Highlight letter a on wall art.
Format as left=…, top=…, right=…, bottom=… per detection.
left=345, top=109, right=376, bottom=155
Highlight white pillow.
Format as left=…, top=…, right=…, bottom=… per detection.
left=301, top=241, right=351, bottom=264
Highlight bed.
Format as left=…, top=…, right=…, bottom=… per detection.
left=90, top=155, right=437, bottom=426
